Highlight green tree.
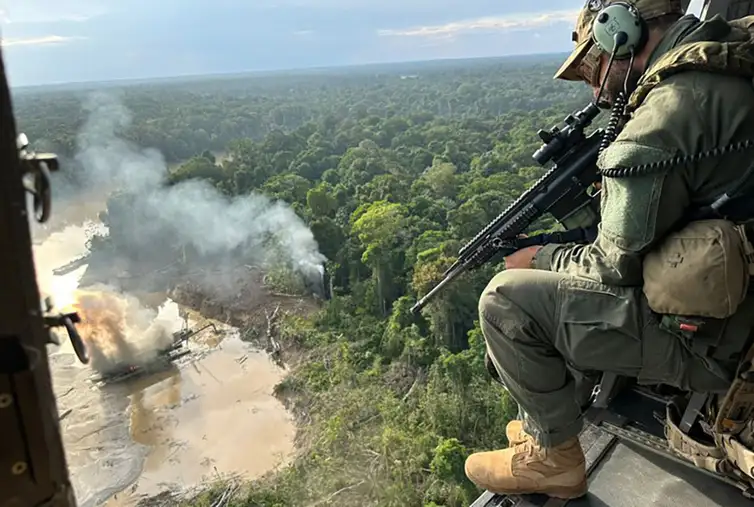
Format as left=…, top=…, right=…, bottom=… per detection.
left=306, top=183, right=338, bottom=217
left=350, top=200, right=408, bottom=316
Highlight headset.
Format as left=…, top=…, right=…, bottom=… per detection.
left=585, top=2, right=649, bottom=151
left=590, top=1, right=648, bottom=59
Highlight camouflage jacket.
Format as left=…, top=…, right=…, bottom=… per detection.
left=534, top=14, right=754, bottom=286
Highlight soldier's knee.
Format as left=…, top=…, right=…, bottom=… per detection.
left=478, top=270, right=526, bottom=326
left=478, top=269, right=562, bottom=337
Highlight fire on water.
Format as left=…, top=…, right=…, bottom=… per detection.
left=45, top=281, right=183, bottom=375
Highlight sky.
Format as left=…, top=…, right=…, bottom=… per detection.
left=0, top=0, right=706, bottom=87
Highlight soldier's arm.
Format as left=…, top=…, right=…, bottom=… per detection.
left=532, top=78, right=699, bottom=285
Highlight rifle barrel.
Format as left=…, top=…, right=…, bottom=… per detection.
left=411, top=262, right=466, bottom=314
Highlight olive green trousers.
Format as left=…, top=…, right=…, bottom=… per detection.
left=479, top=269, right=735, bottom=448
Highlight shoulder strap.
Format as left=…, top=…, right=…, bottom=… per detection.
left=628, top=16, right=754, bottom=112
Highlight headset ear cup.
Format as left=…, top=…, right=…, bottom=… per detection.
left=591, top=2, right=646, bottom=58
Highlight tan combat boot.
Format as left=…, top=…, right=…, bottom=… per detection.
left=465, top=433, right=587, bottom=499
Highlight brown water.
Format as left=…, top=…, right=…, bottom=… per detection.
left=105, top=313, right=295, bottom=506
left=35, top=222, right=295, bottom=507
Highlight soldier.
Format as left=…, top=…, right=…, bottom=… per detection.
left=465, top=0, right=754, bottom=499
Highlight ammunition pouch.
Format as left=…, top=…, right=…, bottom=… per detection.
left=665, top=397, right=726, bottom=474
left=643, top=219, right=753, bottom=319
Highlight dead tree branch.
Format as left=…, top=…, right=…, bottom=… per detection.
left=264, top=304, right=282, bottom=354
left=308, top=480, right=366, bottom=507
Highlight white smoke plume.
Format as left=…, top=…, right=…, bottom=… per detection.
left=73, top=91, right=326, bottom=295
left=74, top=91, right=165, bottom=192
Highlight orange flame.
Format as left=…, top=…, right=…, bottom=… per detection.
left=55, top=286, right=181, bottom=375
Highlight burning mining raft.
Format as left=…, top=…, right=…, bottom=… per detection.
left=92, top=322, right=221, bottom=385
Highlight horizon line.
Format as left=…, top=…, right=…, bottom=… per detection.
left=10, top=50, right=571, bottom=91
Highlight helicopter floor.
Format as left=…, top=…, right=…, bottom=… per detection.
left=470, top=389, right=754, bottom=507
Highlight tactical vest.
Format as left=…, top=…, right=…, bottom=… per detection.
left=624, top=15, right=754, bottom=494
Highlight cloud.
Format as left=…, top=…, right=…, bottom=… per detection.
left=378, top=9, right=579, bottom=38
left=0, top=0, right=107, bottom=25
left=1, top=35, right=84, bottom=47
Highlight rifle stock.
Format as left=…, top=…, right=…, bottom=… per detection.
left=411, top=102, right=604, bottom=314
left=0, top=44, right=79, bottom=507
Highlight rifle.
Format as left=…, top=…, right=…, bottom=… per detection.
left=0, top=42, right=87, bottom=507
left=411, top=102, right=604, bottom=314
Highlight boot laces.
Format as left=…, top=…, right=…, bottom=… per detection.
left=515, top=437, right=537, bottom=458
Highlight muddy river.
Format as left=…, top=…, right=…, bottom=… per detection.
left=33, top=222, right=295, bottom=507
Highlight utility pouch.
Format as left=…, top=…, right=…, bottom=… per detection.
left=643, top=219, right=752, bottom=319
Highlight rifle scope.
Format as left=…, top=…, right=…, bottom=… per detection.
left=532, top=102, right=601, bottom=166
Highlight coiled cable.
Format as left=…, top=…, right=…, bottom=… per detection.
left=599, top=91, right=627, bottom=155
left=598, top=47, right=634, bottom=155
left=599, top=138, right=754, bottom=178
